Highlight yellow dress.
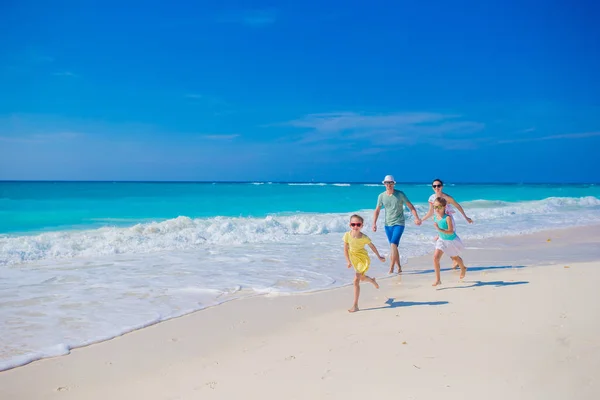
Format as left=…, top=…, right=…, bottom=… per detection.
left=343, top=231, right=372, bottom=274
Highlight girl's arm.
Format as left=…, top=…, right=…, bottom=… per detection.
left=446, top=195, right=473, bottom=223
left=435, top=216, right=455, bottom=235
left=421, top=202, right=434, bottom=221
left=344, top=242, right=352, bottom=268
left=367, top=243, right=386, bottom=261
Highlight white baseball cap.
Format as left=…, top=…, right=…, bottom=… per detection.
left=382, top=175, right=396, bottom=184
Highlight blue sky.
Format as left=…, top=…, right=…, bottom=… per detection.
left=1, top=0, right=599, bottom=182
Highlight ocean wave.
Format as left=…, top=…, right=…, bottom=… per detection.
left=1, top=196, right=599, bottom=266
left=287, top=183, right=327, bottom=186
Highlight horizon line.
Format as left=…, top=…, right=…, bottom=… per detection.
left=0, top=180, right=598, bottom=185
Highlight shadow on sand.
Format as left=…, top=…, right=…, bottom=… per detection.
left=436, top=280, right=529, bottom=291
left=361, top=298, right=449, bottom=311
left=406, top=265, right=526, bottom=275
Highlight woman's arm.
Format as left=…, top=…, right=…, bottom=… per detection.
left=446, top=195, right=473, bottom=223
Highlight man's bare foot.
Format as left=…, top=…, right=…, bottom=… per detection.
left=432, top=280, right=442, bottom=287
left=372, top=278, right=379, bottom=289
left=348, top=306, right=359, bottom=313
left=460, top=267, right=467, bottom=279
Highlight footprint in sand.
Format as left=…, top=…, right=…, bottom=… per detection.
left=56, top=386, right=70, bottom=392
left=205, top=381, right=217, bottom=389
left=285, top=355, right=296, bottom=361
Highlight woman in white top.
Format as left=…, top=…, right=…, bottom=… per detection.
left=422, top=178, right=473, bottom=268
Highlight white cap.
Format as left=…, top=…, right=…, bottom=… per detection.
left=382, top=175, right=396, bottom=184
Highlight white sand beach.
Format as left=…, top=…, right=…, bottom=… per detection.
left=1, top=225, right=599, bottom=400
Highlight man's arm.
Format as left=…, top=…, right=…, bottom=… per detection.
left=372, top=205, right=381, bottom=232
left=405, top=199, right=422, bottom=225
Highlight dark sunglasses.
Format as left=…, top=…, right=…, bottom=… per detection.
left=350, top=223, right=362, bottom=227
left=432, top=184, right=443, bottom=188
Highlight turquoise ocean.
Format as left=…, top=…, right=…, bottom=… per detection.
left=2, top=181, right=600, bottom=370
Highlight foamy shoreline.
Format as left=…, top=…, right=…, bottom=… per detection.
left=1, top=225, right=599, bottom=399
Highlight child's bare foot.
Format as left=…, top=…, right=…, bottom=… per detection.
left=348, top=306, right=359, bottom=313
left=372, top=278, right=379, bottom=289
left=432, top=280, right=442, bottom=287
left=460, top=267, right=467, bottom=279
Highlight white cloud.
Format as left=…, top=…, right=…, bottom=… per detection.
left=519, top=127, right=536, bottom=133
left=0, top=132, right=83, bottom=144
left=272, top=111, right=484, bottom=148
left=53, top=71, right=78, bottom=77
left=281, top=112, right=452, bottom=133
left=199, top=134, right=240, bottom=140
left=185, top=93, right=228, bottom=107
left=217, top=9, right=277, bottom=27
left=32, top=132, right=82, bottom=140
left=499, top=131, right=600, bottom=144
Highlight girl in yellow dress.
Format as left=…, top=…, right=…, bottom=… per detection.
left=343, top=214, right=386, bottom=313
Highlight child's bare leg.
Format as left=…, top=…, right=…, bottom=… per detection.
left=452, top=256, right=467, bottom=279
left=432, top=249, right=443, bottom=286
left=360, top=274, right=379, bottom=289
left=348, top=274, right=361, bottom=313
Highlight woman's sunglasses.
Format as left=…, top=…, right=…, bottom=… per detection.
left=432, top=184, right=443, bottom=188
left=350, top=223, right=362, bottom=227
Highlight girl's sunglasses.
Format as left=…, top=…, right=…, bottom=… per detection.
left=433, top=205, right=444, bottom=210
left=350, top=223, right=362, bottom=227
left=432, top=184, right=443, bottom=188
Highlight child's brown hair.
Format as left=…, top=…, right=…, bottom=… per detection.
left=350, top=214, right=364, bottom=223
left=434, top=197, right=447, bottom=207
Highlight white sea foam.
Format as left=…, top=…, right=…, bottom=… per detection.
left=1, top=196, right=599, bottom=371
left=2, top=196, right=598, bottom=267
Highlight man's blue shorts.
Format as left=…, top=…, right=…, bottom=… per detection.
left=385, top=225, right=405, bottom=246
